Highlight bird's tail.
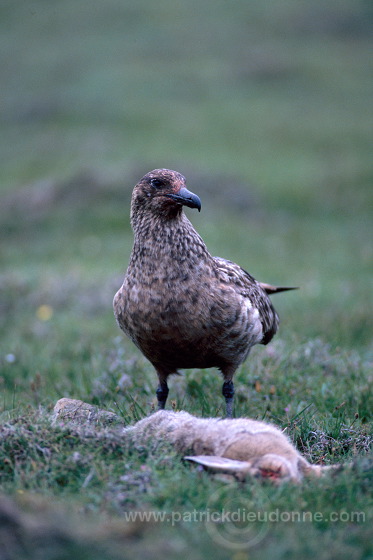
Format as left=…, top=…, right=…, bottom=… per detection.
left=259, top=283, right=299, bottom=295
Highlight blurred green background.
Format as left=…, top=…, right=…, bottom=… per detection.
left=0, top=0, right=372, bottom=407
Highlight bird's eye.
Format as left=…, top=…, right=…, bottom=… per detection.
left=150, top=178, right=163, bottom=188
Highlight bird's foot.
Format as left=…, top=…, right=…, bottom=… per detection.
left=156, top=382, right=169, bottom=410
left=222, top=380, right=235, bottom=418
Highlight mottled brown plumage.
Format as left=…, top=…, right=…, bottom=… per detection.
left=114, top=169, right=295, bottom=416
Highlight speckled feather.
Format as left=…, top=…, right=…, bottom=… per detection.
left=113, top=169, right=289, bottom=409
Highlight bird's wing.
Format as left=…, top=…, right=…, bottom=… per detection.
left=213, top=257, right=279, bottom=344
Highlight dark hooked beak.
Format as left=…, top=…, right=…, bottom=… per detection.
left=165, top=187, right=201, bottom=212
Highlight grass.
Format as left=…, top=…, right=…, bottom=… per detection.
left=0, top=0, right=372, bottom=558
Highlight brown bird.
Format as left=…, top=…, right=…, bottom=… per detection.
left=113, top=169, right=296, bottom=417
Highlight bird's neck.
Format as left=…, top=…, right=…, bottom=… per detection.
left=131, top=204, right=182, bottom=237
left=129, top=211, right=212, bottom=269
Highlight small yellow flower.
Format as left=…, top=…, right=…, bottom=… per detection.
left=36, top=304, right=53, bottom=321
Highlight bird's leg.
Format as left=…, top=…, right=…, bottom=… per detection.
left=156, top=371, right=169, bottom=410
left=222, top=380, right=235, bottom=418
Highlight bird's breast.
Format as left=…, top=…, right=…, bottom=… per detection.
left=114, top=268, right=264, bottom=371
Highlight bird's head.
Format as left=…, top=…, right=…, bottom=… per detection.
left=131, top=169, right=201, bottom=222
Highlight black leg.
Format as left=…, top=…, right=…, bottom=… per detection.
left=222, top=380, right=235, bottom=418
left=156, top=381, right=169, bottom=410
